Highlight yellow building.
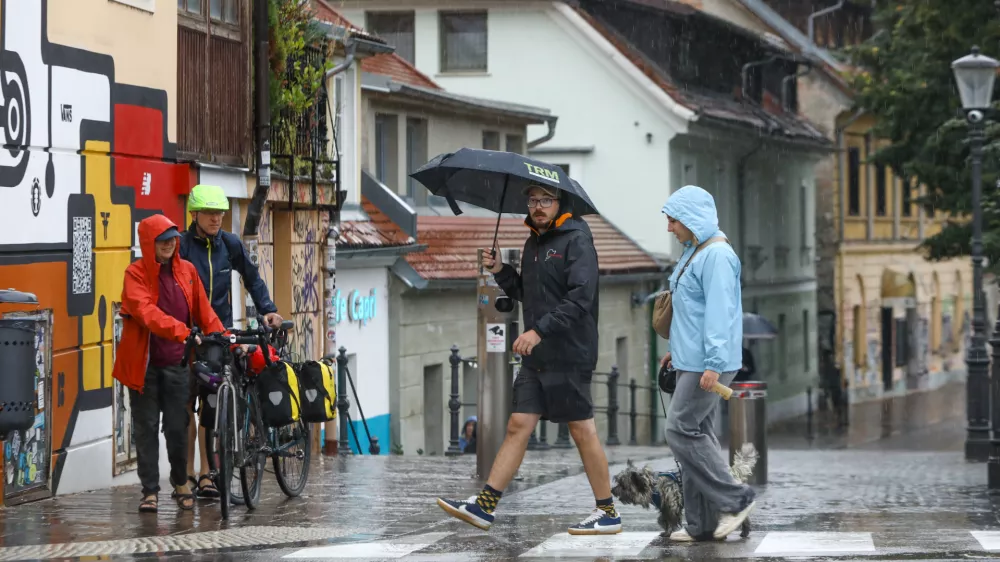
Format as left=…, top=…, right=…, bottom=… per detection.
left=834, top=113, right=970, bottom=399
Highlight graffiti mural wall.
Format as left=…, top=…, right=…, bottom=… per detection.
left=0, top=0, right=185, bottom=498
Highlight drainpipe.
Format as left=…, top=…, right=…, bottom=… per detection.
left=781, top=63, right=813, bottom=113
left=326, top=39, right=357, bottom=80
left=244, top=0, right=271, bottom=237
left=808, top=0, right=845, bottom=45
left=321, top=38, right=357, bottom=456
left=527, top=116, right=559, bottom=149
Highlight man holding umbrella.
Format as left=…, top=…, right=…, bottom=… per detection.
left=434, top=182, right=621, bottom=535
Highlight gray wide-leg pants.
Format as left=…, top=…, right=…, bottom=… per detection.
left=666, top=370, right=755, bottom=538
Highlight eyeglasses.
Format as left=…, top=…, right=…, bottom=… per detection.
left=527, top=197, right=555, bottom=209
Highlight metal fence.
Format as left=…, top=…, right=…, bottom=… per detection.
left=443, top=345, right=660, bottom=455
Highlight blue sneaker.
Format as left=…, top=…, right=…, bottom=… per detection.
left=437, top=495, right=494, bottom=530
left=568, top=508, right=623, bottom=535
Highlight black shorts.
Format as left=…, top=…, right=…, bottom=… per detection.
left=189, top=380, right=217, bottom=430
left=512, top=366, right=594, bottom=423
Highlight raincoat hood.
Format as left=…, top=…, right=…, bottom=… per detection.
left=465, top=416, right=478, bottom=425
left=138, top=214, right=180, bottom=276
left=661, top=185, right=720, bottom=245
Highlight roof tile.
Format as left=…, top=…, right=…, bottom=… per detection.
left=406, top=216, right=662, bottom=280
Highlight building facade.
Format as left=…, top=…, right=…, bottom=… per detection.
left=733, top=0, right=972, bottom=406
left=0, top=0, right=187, bottom=503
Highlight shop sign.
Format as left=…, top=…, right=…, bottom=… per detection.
left=333, top=288, right=378, bottom=326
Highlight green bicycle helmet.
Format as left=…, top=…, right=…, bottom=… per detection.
left=187, top=184, right=230, bottom=214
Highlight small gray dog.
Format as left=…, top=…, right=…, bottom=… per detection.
left=611, top=443, right=759, bottom=538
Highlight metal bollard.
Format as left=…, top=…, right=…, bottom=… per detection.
left=336, top=347, right=353, bottom=456
left=606, top=366, right=621, bottom=446
left=553, top=423, right=572, bottom=448
left=729, top=381, right=768, bottom=484
left=538, top=419, right=550, bottom=449
left=446, top=345, right=463, bottom=456
left=527, top=425, right=541, bottom=450
left=629, top=378, right=638, bottom=446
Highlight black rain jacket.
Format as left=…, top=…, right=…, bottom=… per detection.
left=179, top=224, right=277, bottom=328
left=494, top=214, right=599, bottom=372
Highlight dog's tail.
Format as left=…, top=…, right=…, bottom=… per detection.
left=730, top=442, right=759, bottom=483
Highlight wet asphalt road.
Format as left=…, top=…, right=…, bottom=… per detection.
left=0, top=381, right=994, bottom=561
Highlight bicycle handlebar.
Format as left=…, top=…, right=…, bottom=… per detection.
left=181, top=316, right=292, bottom=369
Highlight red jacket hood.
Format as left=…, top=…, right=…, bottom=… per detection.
left=137, top=214, right=179, bottom=279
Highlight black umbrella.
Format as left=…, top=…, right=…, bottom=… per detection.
left=743, top=313, right=778, bottom=340
left=409, top=148, right=599, bottom=253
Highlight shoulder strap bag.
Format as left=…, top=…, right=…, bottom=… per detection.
left=651, top=236, right=729, bottom=339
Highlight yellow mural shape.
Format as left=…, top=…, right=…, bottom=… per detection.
left=80, top=339, right=113, bottom=392
left=84, top=141, right=132, bottom=249
left=81, top=249, right=130, bottom=354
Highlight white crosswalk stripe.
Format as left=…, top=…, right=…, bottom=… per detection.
left=754, top=532, right=876, bottom=556
left=283, top=533, right=452, bottom=559
left=283, top=529, right=1000, bottom=559
left=519, top=532, right=661, bottom=558
left=970, top=530, right=1000, bottom=551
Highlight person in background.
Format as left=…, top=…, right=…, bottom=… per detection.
left=179, top=184, right=282, bottom=498
left=735, top=346, right=756, bottom=382
left=459, top=416, right=478, bottom=454
left=112, top=214, right=226, bottom=514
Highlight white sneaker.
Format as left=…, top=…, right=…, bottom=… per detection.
left=669, top=529, right=695, bottom=542
left=713, top=501, right=756, bottom=540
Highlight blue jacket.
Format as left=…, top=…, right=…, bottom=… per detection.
left=662, top=185, right=743, bottom=374
left=179, top=224, right=277, bottom=329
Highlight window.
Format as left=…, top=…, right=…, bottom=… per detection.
left=875, top=163, right=887, bottom=216
left=803, top=310, right=810, bottom=371
left=406, top=117, right=428, bottom=200
left=506, top=134, right=524, bottom=155
left=177, top=0, right=249, bottom=164
left=209, top=0, right=238, bottom=24
left=902, top=177, right=913, bottom=217
left=847, top=147, right=861, bottom=216
left=375, top=114, right=400, bottom=193
left=367, top=12, right=415, bottom=64
left=440, top=11, right=488, bottom=72
left=482, top=131, right=500, bottom=151
left=178, top=0, right=200, bottom=14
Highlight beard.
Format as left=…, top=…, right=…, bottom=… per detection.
left=532, top=213, right=549, bottom=226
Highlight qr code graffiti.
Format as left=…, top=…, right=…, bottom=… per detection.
left=72, top=217, right=92, bottom=295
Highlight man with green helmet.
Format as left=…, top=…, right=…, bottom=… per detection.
left=179, top=183, right=282, bottom=498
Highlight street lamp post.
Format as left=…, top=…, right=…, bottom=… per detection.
left=952, top=47, right=999, bottom=464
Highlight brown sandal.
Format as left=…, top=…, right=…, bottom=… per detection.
left=139, top=494, right=158, bottom=513
left=172, top=489, right=195, bottom=511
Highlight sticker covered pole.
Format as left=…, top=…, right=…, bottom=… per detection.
left=476, top=248, right=520, bottom=480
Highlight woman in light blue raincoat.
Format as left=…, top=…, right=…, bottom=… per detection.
left=659, top=185, right=756, bottom=542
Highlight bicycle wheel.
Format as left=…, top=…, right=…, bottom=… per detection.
left=239, top=387, right=266, bottom=509
left=273, top=420, right=311, bottom=497
left=215, top=385, right=234, bottom=519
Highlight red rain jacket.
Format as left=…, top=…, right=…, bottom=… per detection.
left=111, top=214, right=226, bottom=392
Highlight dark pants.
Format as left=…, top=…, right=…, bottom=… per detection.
left=130, top=364, right=191, bottom=496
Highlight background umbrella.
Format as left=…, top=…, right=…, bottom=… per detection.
left=410, top=148, right=599, bottom=253
left=743, top=312, right=778, bottom=340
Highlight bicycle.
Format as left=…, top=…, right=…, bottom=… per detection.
left=233, top=318, right=312, bottom=509
left=181, top=326, right=263, bottom=519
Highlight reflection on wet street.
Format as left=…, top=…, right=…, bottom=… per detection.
left=0, top=382, right=993, bottom=561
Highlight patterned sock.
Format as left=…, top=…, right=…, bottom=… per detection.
left=596, top=496, right=618, bottom=518
left=475, top=484, right=503, bottom=514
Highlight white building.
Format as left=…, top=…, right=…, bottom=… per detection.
left=339, top=0, right=831, bottom=421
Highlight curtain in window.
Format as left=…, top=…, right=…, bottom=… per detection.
left=442, top=13, right=487, bottom=72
